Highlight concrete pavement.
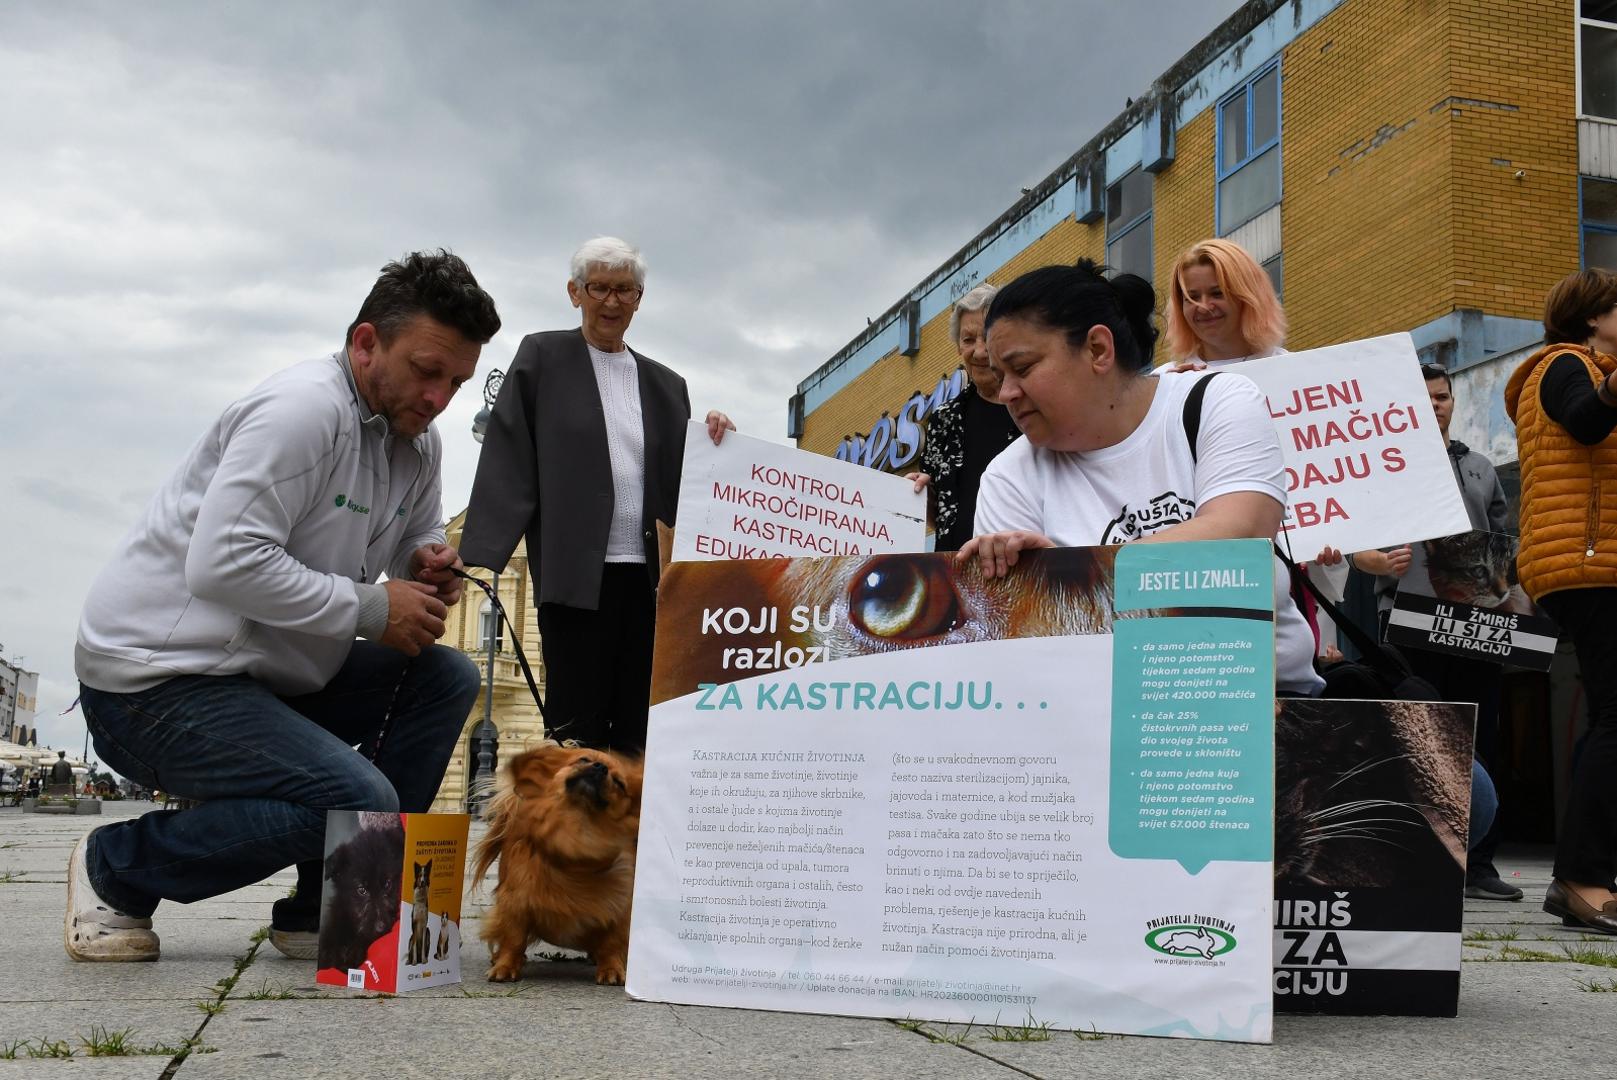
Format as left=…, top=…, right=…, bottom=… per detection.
left=1, top=801, right=1611, bottom=1079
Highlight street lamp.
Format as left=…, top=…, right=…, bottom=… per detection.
left=471, top=368, right=503, bottom=444
left=468, top=368, right=504, bottom=816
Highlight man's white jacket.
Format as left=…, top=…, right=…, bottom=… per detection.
left=75, top=351, right=446, bottom=696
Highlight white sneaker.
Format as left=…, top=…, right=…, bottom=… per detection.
left=64, top=830, right=159, bottom=962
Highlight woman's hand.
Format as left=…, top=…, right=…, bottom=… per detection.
left=705, top=410, right=736, bottom=444
left=904, top=471, right=931, bottom=494
left=1165, top=359, right=1208, bottom=373
left=956, top=530, right=1056, bottom=578
left=1350, top=546, right=1412, bottom=577
left=1314, top=546, right=1344, bottom=566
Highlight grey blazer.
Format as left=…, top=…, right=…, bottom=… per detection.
left=459, top=329, right=691, bottom=609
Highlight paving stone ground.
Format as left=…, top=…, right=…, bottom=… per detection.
left=1, top=801, right=1610, bottom=1079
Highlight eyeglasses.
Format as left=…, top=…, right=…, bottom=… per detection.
left=582, top=282, right=643, bottom=303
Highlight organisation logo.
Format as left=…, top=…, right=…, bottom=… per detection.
left=1142, top=913, right=1237, bottom=963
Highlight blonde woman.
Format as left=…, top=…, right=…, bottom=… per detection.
left=1165, top=238, right=1286, bottom=368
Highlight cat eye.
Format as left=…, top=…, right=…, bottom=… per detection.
left=847, top=556, right=965, bottom=642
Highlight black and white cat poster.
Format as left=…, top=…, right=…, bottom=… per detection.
left=1385, top=529, right=1558, bottom=670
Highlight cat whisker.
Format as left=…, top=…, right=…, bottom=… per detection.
left=1302, top=830, right=1421, bottom=851
left=1302, top=815, right=1427, bottom=837
left=1327, top=754, right=1416, bottom=790
left=1304, top=799, right=1429, bottom=822
left=1302, top=822, right=1415, bottom=841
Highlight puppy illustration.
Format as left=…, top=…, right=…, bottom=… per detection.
left=406, top=859, right=432, bottom=965
left=434, top=911, right=452, bottom=961
left=472, top=744, right=643, bottom=985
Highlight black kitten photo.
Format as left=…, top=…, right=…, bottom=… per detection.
left=318, top=813, right=405, bottom=971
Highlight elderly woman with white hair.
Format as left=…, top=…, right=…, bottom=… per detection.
left=905, top=283, right=1023, bottom=551
left=460, top=236, right=733, bottom=754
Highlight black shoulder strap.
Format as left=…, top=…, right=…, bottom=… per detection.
left=1272, top=543, right=1410, bottom=684
left=1181, top=371, right=1221, bottom=464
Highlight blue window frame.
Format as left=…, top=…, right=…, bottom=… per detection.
left=1106, top=167, right=1153, bottom=282
left=1583, top=176, right=1617, bottom=270
left=1581, top=1, right=1617, bottom=119
left=1216, top=62, right=1281, bottom=234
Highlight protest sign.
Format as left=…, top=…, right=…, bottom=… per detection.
left=316, top=812, right=469, bottom=993
left=1385, top=531, right=1559, bottom=670
left=629, top=541, right=1278, bottom=1043
left=1233, top=334, right=1470, bottom=556
left=672, top=421, right=926, bottom=562
left=1273, top=698, right=1474, bottom=1017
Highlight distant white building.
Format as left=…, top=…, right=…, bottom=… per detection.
left=1, top=656, right=40, bottom=745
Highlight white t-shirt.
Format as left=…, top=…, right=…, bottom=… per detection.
left=588, top=342, right=647, bottom=563
left=975, top=370, right=1324, bottom=697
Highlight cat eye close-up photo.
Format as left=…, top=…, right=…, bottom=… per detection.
left=845, top=557, right=968, bottom=643
left=651, top=548, right=1121, bottom=701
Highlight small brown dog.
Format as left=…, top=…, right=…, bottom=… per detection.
left=471, top=744, right=643, bottom=985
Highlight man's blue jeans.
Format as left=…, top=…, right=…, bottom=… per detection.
left=79, top=642, right=480, bottom=919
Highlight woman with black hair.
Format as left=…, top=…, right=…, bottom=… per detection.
left=961, top=259, right=1324, bottom=697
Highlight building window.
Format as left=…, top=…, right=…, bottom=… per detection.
left=1106, top=167, right=1153, bottom=281
left=479, top=601, right=503, bottom=653
left=1217, top=63, right=1281, bottom=234
left=1582, top=2, right=1617, bottom=120
left=1263, top=253, right=1284, bottom=300
left=1584, top=177, right=1617, bottom=269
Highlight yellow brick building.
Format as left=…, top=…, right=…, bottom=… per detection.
left=792, top=0, right=1605, bottom=476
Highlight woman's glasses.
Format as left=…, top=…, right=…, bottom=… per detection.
left=582, top=282, right=644, bottom=303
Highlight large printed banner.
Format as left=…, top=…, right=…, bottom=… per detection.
left=1234, top=334, right=1470, bottom=556
left=673, top=421, right=926, bottom=562
left=628, top=541, right=1278, bottom=1043
left=1385, top=530, right=1559, bottom=670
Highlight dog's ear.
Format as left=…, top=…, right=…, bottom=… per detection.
left=507, top=745, right=568, bottom=798
left=325, top=841, right=349, bottom=881
left=621, top=758, right=645, bottom=810
left=424, top=857, right=432, bottom=874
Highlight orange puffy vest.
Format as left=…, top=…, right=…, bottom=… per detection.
left=1504, top=344, right=1617, bottom=599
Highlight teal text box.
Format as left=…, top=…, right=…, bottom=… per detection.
left=1113, top=539, right=1274, bottom=613
left=1109, top=541, right=1275, bottom=875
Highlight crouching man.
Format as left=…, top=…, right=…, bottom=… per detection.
left=67, top=251, right=499, bottom=961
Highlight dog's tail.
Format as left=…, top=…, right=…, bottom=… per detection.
left=469, top=767, right=522, bottom=891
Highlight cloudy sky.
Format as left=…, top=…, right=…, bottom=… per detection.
left=1, top=0, right=1241, bottom=754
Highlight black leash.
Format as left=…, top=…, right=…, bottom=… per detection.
left=363, top=658, right=411, bottom=764
left=450, top=566, right=551, bottom=737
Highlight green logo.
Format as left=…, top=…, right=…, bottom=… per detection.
left=1144, top=924, right=1237, bottom=959
left=333, top=493, right=371, bottom=515
left=334, top=494, right=346, bottom=507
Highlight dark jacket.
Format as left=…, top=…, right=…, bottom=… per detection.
left=918, top=382, right=1021, bottom=550
left=459, top=329, right=691, bottom=609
